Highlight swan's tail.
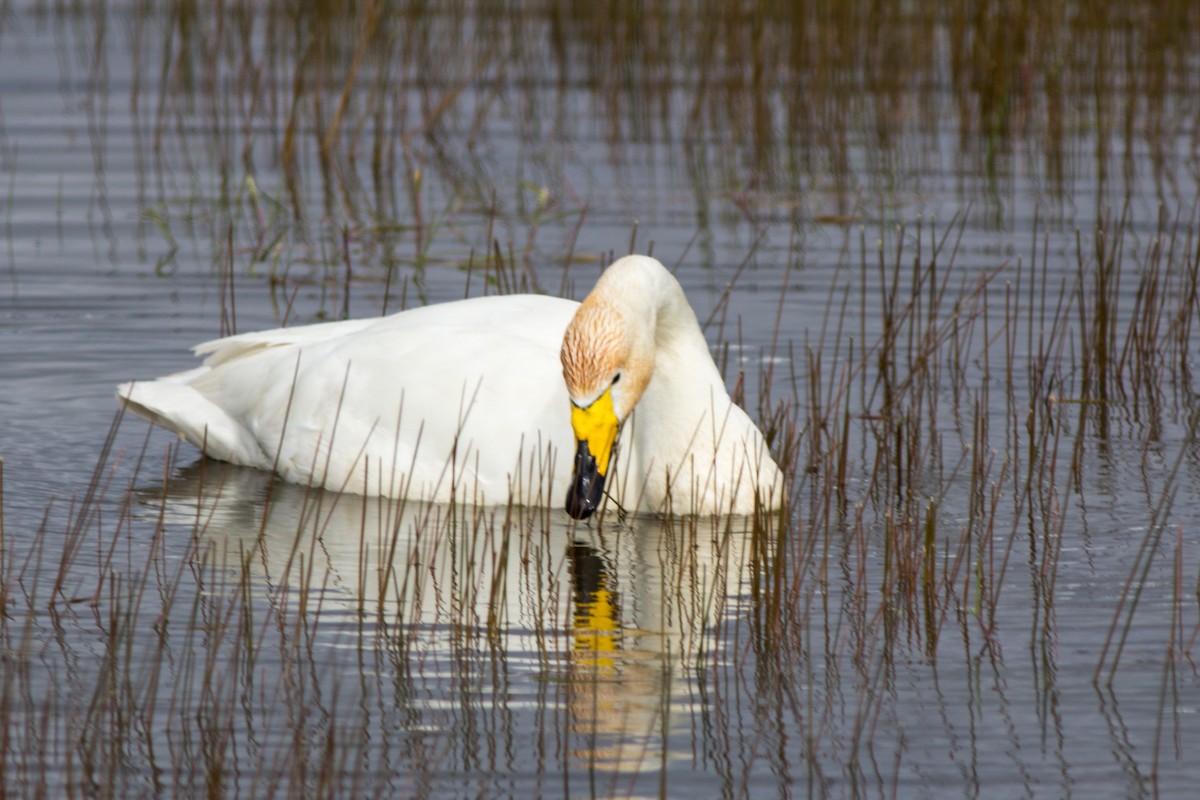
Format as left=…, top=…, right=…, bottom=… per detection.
left=117, top=373, right=270, bottom=468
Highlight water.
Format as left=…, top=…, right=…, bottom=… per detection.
left=2, top=2, right=1200, bottom=797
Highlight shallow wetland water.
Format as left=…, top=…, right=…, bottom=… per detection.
left=2, top=2, right=1200, bottom=797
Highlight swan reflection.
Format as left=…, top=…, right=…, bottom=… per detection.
left=140, top=458, right=762, bottom=780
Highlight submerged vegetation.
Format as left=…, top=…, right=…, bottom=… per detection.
left=2, top=0, right=1200, bottom=797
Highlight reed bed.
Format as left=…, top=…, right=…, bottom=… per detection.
left=36, top=0, right=1191, bottom=322
left=3, top=202, right=1200, bottom=796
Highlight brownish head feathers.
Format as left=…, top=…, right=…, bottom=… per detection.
left=560, top=295, right=627, bottom=399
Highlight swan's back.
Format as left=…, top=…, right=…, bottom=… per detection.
left=119, top=295, right=579, bottom=503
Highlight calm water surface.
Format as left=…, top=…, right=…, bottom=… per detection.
left=2, top=3, right=1200, bottom=797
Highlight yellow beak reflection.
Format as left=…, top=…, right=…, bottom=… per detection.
left=565, top=389, right=619, bottom=520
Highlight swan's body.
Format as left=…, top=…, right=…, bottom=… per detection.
left=118, top=256, right=782, bottom=515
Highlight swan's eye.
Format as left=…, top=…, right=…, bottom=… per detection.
left=611, top=373, right=621, bottom=386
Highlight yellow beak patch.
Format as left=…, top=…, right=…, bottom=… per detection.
left=570, top=388, right=619, bottom=477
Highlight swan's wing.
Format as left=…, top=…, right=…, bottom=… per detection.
left=120, top=294, right=582, bottom=502
left=194, top=317, right=379, bottom=367
left=246, top=296, right=580, bottom=497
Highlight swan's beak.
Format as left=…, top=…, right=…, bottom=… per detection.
left=566, top=390, right=619, bottom=520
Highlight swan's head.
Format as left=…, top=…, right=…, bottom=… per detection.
left=560, top=286, right=654, bottom=519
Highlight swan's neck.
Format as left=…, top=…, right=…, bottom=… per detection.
left=623, top=277, right=758, bottom=509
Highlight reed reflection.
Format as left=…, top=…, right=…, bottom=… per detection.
left=138, top=456, right=758, bottom=788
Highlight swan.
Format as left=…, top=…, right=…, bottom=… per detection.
left=118, top=255, right=782, bottom=518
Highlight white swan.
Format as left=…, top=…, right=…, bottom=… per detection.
left=118, top=255, right=782, bottom=517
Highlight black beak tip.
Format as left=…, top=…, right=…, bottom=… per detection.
left=565, top=442, right=606, bottom=520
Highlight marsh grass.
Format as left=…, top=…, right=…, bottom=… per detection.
left=4, top=202, right=1200, bottom=795
left=69, top=0, right=1194, bottom=322
left=4, top=0, right=1200, bottom=796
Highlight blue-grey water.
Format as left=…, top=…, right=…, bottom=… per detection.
left=2, top=3, right=1200, bottom=797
